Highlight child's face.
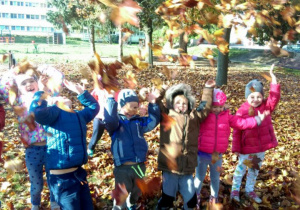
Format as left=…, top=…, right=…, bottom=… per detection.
left=247, top=92, right=263, bottom=108
left=19, top=78, right=38, bottom=95
left=121, top=101, right=139, bottom=119
left=211, top=105, right=224, bottom=114
left=173, top=95, right=188, bottom=114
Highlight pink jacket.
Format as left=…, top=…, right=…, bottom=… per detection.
left=198, top=109, right=258, bottom=154
left=232, top=84, right=281, bottom=154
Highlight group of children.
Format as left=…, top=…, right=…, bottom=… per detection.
left=0, top=62, right=280, bottom=210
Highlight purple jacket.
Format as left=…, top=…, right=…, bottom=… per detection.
left=232, top=84, right=281, bottom=154
left=198, top=110, right=258, bottom=154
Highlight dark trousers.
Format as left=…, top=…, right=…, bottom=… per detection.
left=88, top=118, right=105, bottom=151
left=49, top=167, right=93, bottom=210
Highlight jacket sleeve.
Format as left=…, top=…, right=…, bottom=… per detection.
left=231, top=109, right=243, bottom=153
left=29, top=91, right=61, bottom=125
left=265, top=83, right=280, bottom=112
left=229, top=114, right=259, bottom=130
left=140, top=103, right=161, bottom=133
left=77, top=90, right=100, bottom=123
left=104, top=97, right=119, bottom=133
left=0, top=105, right=5, bottom=131
left=196, top=87, right=213, bottom=123
left=155, top=88, right=168, bottom=115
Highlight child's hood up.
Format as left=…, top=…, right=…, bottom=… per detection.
left=165, top=83, right=195, bottom=110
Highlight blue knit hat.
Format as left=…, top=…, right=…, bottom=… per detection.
left=245, top=79, right=264, bottom=99
left=118, top=89, right=139, bottom=108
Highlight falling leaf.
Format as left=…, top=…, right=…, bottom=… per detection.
left=161, top=113, right=176, bottom=131
left=269, top=45, right=289, bottom=57
left=161, top=142, right=182, bottom=170
left=8, top=86, right=18, bottom=106
left=13, top=106, right=26, bottom=116
left=4, top=158, right=23, bottom=178
left=243, top=155, right=261, bottom=170
left=136, top=176, right=161, bottom=195
left=123, top=70, right=137, bottom=89
left=110, top=0, right=142, bottom=27
left=111, top=183, right=128, bottom=206
left=201, top=30, right=214, bottom=43
left=260, top=73, right=272, bottom=82
left=212, top=152, right=221, bottom=164
left=149, top=43, right=163, bottom=56
left=151, top=77, right=163, bottom=90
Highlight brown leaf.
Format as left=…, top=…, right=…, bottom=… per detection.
left=111, top=183, right=128, bottom=206
left=161, top=113, right=176, bottom=132
left=13, top=106, right=27, bottom=116
left=212, top=152, right=221, bottom=164
left=21, top=113, right=36, bottom=132
left=260, top=73, right=272, bottom=82
left=136, top=176, right=161, bottom=196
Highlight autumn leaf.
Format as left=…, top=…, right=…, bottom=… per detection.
left=0, top=141, right=3, bottom=163
left=123, top=70, right=137, bottom=89
left=0, top=54, right=8, bottom=63
left=161, top=113, right=176, bottom=132
left=21, top=113, right=36, bottom=132
left=111, top=183, right=128, bottom=206
left=4, top=158, right=23, bottom=178
left=136, top=176, right=161, bottom=196
left=149, top=43, right=163, bottom=56
left=178, top=54, right=193, bottom=67
left=55, top=101, right=75, bottom=113
left=248, top=106, right=255, bottom=116
left=201, top=30, right=214, bottom=43
left=269, top=45, right=289, bottom=57
left=243, top=155, right=261, bottom=170
left=151, top=77, right=163, bottom=90
left=8, top=86, right=18, bottom=106
left=13, top=106, right=27, bottom=116
left=260, top=73, right=272, bottom=82
left=161, top=142, right=182, bottom=171
left=212, top=152, right=221, bottom=164
left=110, top=0, right=142, bottom=27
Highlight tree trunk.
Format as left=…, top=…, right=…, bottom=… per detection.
left=118, top=27, right=123, bottom=61
left=179, top=32, right=188, bottom=55
left=216, top=28, right=232, bottom=86
left=89, top=25, right=96, bottom=55
left=145, top=19, right=153, bottom=67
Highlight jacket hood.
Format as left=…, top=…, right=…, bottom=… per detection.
left=165, top=83, right=195, bottom=110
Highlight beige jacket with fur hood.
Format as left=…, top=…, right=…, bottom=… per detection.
left=156, top=84, right=213, bottom=175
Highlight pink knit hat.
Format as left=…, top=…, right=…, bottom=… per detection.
left=213, top=89, right=227, bottom=106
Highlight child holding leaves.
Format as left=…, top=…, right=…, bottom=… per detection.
left=156, top=81, right=214, bottom=210
left=104, top=88, right=160, bottom=210
left=0, top=63, right=63, bottom=210
left=231, top=64, right=280, bottom=203
left=194, top=89, right=269, bottom=207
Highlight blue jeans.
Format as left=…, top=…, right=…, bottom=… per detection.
left=25, top=145, right=54, bottom=205
left=49, top=167, right=93, bottom=210
left=88, top=118, right=105, bottom=151
left=194, top=155, right=222, bottom=197
left=160, top=171, right=196, bottom=210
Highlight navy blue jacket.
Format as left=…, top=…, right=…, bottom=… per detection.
left=30, top=90, right=99, bottom=170
left=104, top=97, right=160, bottom=166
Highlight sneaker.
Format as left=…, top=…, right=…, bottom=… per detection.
left=230, top=190, right=240, bottom=202
left=196, top=194, right=201, bottom=210
left=209, top=195, right=218, bottom=204
left=245, top=191, right=262, bottom=203
left=87, top=149, right=94, bottom=157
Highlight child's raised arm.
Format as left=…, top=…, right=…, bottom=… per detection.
left=270, top=64, right=277, bottom=84
left=196, top=80, right=215, bottom=122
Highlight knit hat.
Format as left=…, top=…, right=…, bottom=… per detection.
left=213, top=89, right=227, bottom=106
left=14, top=74, right=37, bottom=87
left=245, top=79, right=264, bottom=99
left=118, top=89, right=139, bottom=108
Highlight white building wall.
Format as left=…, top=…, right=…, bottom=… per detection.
left=0, top=0, right=56, bottom=36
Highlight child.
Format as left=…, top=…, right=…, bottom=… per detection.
left=104, top=88, right=160, bottom=209
left=87, top=79, right=108, bottom=156
left=230, top=65, right=280, bottom=203
left=194, top=89, right=269, bottom=206
left=156, top=81, right=214, bottom=210
left=29, top=80, right=99, bottom=209
left=0, top=71, right=60, bottom=210
left=0, top=101, right=5, bottom=162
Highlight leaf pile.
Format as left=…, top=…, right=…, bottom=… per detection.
left=0, top=61, right=299, bottom=209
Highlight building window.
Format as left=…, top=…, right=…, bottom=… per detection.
left=10, top=13, right=17, bottom=19
left=26, top=14, right=30, bottom=19
left=17, top=1, right=23, bottom=6
left=41, top=15, right=46, bottom=20
left=0, top=25, right=9, bottom=30
left=2, top=13, right=9, bottom=18
left=11, top=26, right=24, bottom=31
left=18, top=14, right=24, bottom=19
left=1, top=1, right=8, bottom=5
left=25, top=2, right=31, bottom=7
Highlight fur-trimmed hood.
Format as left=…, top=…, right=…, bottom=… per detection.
left=165, top=83, right=195, bottom=111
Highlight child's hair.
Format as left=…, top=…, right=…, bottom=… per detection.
left=165, top=83, right=195, bottom=110
left=213, top=89, right=227, bottom=106
left=245, top=79, right=264, bottom=99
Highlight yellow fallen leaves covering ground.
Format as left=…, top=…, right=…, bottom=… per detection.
left=0, top=62, right=299, bottom=209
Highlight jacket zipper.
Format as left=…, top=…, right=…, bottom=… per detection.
left=75, top=113, right=85, bottom=165
left=214, top=114, right=218, bottom=152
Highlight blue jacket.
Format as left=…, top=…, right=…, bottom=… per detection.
left=30, top=90, right=99, bottom=170
left=104, top=97, right=160, bottom=166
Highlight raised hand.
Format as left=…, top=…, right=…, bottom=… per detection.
left=63, top=79, right=84, bottom=95
left=147, top=86, right=159, bottom=103
left=38, top=75, right=49, bottom=92
left=258, top=110, right=270, bottom=122
left=205, top=79, right=216, bottom=88
left=269, top=64, right=277, bottom=84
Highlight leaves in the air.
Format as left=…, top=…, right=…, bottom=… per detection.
left=161, top=113, right=176, bottom=131
left=110, top=0, right=142, bottom=27
left=243, top=155, right=262, bottom=170
left=111, top=183, right=128, bottom=206
left=136, top=176, right=161, bottom=196
left=0, top=54, right=8, bottom=63
left=148, top=43, right=163, bottom=56
left=12, top=106, right=26, bottom=116
left=260, top=73, right=272, bottom=82
left=123, top=70, right=137, bottom=89
left=211, top=152, right=221, bottom=164
left=269, top=44, right=289, bottom=57
left=8, top=86, right=18, bottom=106
left=161, top=142, right=182, bottom=170
left=4, top=158, right=23, bottom=178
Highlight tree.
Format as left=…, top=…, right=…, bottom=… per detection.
left=137, top=0, right=165, bottom=66
left=155, top=0, right=300, bottom=86
left=47, top=0, right=107, bottom=54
